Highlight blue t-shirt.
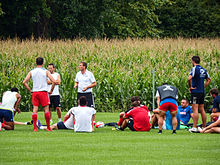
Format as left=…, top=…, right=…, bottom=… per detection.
left=213, top=95, right=220, bottom=112
left=189, top=65, right=210, bottom=93
left=165, top=109, right=180, bottom=130
left=178, top=105, right=193, bottom=125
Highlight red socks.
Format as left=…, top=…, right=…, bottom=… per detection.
left=44, top=111, right=51, bottom=131
left=32, top=113, right=37, bottom=131
left=118, top=117, right=124, bottom=126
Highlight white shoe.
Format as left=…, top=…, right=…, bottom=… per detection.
left=198, top=127, right=203, bottom=132
left=188, top=127, right=198, bottom=133
left=0, top=122, right=2, bottom=131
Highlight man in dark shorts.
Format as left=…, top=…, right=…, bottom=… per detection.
left=156, top=83, right=178, bottom=134
left=47, top=63, right=61, bottom=123
left=74, top=62, right=96, bottom=107
left=0, top=87, right=21, bottom=130
left=118, top=96, right=151, bottom=132
left=188, top=56, right=211, bottom=132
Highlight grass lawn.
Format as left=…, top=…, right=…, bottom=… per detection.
left=0, top=112, right=219, bottom=165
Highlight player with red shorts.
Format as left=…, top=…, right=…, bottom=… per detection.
left=156, top=83, right=178, bottom=134
left=23, top=57, right=56, bottom=131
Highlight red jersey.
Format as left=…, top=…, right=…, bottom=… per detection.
left=125, top=106, right=151, bottom=131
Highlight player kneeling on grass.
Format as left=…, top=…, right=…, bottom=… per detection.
left=117, top=96, right=151, bottom=132
left=0, top=87, right=21, bottom=130
left=39, top=96, right=96, bottom=132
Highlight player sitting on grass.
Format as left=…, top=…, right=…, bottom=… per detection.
left=116, top=96, right=151, bottom=131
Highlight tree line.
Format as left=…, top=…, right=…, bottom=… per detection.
left=0, top=0, right=219, bottom=39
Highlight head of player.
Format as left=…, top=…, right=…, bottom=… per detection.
left=36, top=57, right=44, bottom=66
left=78, top=96, right=87, bottom=106
left=78, top=62, right=87, bottom=72
left=48, top=63, right=55, bottom=74
left=130, top=96, right=141, bottom=107
left=210, top=88, right=218, bottom=99
left=192, top=56, right=200, bottom=67
left=180, top=99, right=189, bottom=108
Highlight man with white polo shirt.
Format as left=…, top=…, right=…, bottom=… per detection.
left=71, top=96, right=96, bottom=132
left=0, top=87, right=21, bottom=130
left=47, top=63, right=61, bottom=123
left=23, top=57, right=56, bottom=131
left=74, top=62, right=96, bottom=107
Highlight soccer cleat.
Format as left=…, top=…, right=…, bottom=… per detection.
left=114, top=125, right=123, bottom=131
left=197, top=127, right=203, bottom=133
left=26, top=120, right=33, bottom=125
left=158, top=130, right=162, bottom=134
left=188, top=127, right=199, bottom=133
left=37, top=120, right=42, bottom=129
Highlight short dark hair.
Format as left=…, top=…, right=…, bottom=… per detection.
left=210, top=88, right=219, bottom=95
left=81, top=62, right=87, bottom=69
left=131, top=96, right=140, bottom=107
left=182, top=98, right=189, bottom=104
left=11, top=87, right=18, bottom=92
left=192, top=56, right=200, bottom=64
left=162, top=83, right=168, bottom=85
left=48, top=63, right=55, bottom=68
left=79, top=96, right=87, bottom=106
left=36, top=57, right=44, bottom=65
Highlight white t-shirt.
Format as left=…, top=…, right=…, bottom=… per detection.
left=31, top=68, right=48, bottom=92
left=63, top=109, right=74, bottom=129
left=71, top=106, right=96, bottom=132
left=0, top=91, right=17, bottom=111
left=75, top=70, right=96, bottom=93
left=48, top=72, right=60, bottom=96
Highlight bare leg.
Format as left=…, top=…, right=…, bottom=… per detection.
left=151, top=114, right=159, bottom=128
left=192, top=104, right=199, bottom=128
left=56, top=107, right=61, bottom=120
left=203, top=127, right=220, bottom=133
left=158, top=110, right=166, bottom=131
left=121, top=119, right=129, bottom=130
left=198, top=104, right=206, bottom=128
left=170, top=111, right=177, bottom=130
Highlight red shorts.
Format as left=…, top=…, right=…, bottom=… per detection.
left=32, top=91, right=50, bottom=107
left=159, top=102, right=177, bottom=112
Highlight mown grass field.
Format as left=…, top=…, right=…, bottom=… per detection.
left=0, top=112, right=219, bottom=165
left=0, top=38, right=219, bottom=112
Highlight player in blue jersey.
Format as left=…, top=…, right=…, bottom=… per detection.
left=210, top=88, right=220, bottom=121
left=178, top=99, right=193, bottom=125
left=188, top=56, right=211, bottom=132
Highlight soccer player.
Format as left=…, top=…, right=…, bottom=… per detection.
left=156, top=83, right=178, bottom=134
left=118, top=96, right=151, bottom=132
left=209, top=88, right=220, bottom=121
left=197, top=115, right=220, bottom=133
left=74, top=62, right=96, bottom=107
left=71, top=96, right=96, bottom=132
left=0, top=87, right=21, bottom=130
left=188, top=56, right=211, bottom=132
left=178, top=99, right=193, bottom=125
left=47, top=63, right=62, bottom=123
left=23, top=57, right=56, bottom=131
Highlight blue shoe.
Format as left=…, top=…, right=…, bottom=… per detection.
left=37, top=120, right=42, bottom=129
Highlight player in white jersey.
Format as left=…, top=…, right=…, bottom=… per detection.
left=0, top=88, right=21, bottom=130
left=47, top=63, right=61, bottom=123
left=71, top=96, right=96, bottom=132
left=23, top=57, right=57, bottom=131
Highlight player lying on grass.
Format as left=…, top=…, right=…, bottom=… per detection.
left=39, top=96, right=96, bottom=132
left=116, top=96, right=151, bottom=131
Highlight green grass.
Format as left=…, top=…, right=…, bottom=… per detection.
left=0, top=112, right=219, bottom=165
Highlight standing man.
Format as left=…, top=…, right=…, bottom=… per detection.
left=23, top=57, right=56, bottom=131
left=209, top=88, right=220, bottom=121
left=0, top=88, right=21, bottom=130
left=74, top=62, right=96, bottom=107
left=47, top=63, right=61, bottom=123
left=188, top=56, right=211, bottom=132
left=71, top=96, right=96, bottom=132
left=156, top=83, right=178, bottom=134
left=178, top=99, right=193, bottom=125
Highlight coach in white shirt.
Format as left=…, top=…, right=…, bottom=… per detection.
left=71, top=96, right=96, bottom=132
left=74, top=62, right=96, bottom=107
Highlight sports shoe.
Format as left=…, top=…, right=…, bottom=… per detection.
left=0, top=122, right=2, bottom=131
left=158, top=130, right=162, bottom=134
left=37, top=120, right=42, bottom=129
left=188, top=127, right=199, bottom=133
left=198, top=127, right=203, bottom=133
left=114, top=125, right=123, bottom=131
left=26, top=120, right=33, bottom=125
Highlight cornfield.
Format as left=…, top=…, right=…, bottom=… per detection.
left=0, top=38, right=219, bottom=112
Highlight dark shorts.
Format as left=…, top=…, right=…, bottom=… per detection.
left=190, top=93, right=204, bottom=104
left=57, top=121, right=67, bottom=129
left=77, top=92, right=94, bottom=107
left=0, top=109, right=14, bottom=122
left=128, top=119, right=136, bottom=131
left=49, top=95, right=61, bottom=108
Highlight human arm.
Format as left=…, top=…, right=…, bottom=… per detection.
left=201, top=120, right=220, bottom=133
left=74, top=82, right=78, bottom=88
left=92, top=114, right=95, bottom=131
left=204, top=77, right=211, bottom=88
left=188, top=75, right=196, bottom=93
left=82, top=82, right=97, bottom=92
left=46, top=71, right=56, bottom=94
left=14, top=93, right=21, bottom=114
left=22, top=72, right=33, bottom=93
left=156, top=96, right=160, bottom=109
